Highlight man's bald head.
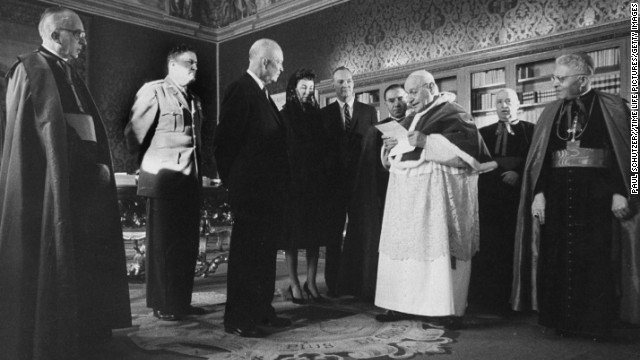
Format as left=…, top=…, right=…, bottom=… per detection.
left=39, top=7, right=78, bottom=41
left=404, top=70, right=438, bottom=112
left=249, top=39, right=281, bottom=62
left=407, top=70, right=435, bottom=85
left=248, top=38, right=284, bottom=85
left=38, top=7, right=86, bottom=59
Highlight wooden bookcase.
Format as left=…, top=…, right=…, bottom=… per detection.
left=316, top=23, right=629, bottom=128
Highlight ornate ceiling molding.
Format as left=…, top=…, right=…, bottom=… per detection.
left=40, top=0, right=348, bottom=43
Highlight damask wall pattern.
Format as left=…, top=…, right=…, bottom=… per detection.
left=219, top=0, right=630, bottom=94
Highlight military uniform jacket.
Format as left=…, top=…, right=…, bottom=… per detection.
left=125, top=76, right=203, bottom=199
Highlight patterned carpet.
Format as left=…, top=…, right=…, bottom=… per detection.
left=128, top=293, right=453, bottom=360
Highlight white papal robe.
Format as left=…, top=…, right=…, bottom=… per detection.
left=374, top=99, right=495, bottom=317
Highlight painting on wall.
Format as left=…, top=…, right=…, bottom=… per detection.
left=169, top=0, right=193, bottom=19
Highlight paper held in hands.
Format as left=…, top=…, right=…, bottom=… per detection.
left=374, top=121, right=415, bottom=157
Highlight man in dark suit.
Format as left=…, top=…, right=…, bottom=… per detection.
left=213, top=38, right=291, bottom=338
left=125, top=44, right=205, bottom=321
left=336, top=84, right=408, bottom=301
left=322, top=66, right=378, bottom=298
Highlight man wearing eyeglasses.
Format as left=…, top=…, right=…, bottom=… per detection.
left=512, top=53, right=639, bottom=340
left=0, top=7, right=131, bottom=359
left=214, top=38, right=291, bottom=338
left=125, top=44, right=206, bottom=322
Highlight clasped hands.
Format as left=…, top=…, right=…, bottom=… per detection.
left=532, top=192, right=632, bottom=225
left=382, top=131, right=426, bottom=150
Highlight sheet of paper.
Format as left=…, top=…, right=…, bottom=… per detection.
left=374, top=121, right=415, bottom=157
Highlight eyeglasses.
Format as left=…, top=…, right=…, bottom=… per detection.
left=175, top=58, right=198, bottom=68
left=58, top=28, right=86, bottom=40
left=549, top=74, right=588, bottom=82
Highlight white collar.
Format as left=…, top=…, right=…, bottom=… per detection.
left=246, top=69, right=265, bottom=90
left=336, top=97, right=355, bottom=109
left=42, top=44, right=68, bottom=62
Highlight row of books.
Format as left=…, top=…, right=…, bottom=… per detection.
left=471, top=69, right=505, bottom=88
left=591, top=73, right=621, bottom=94
left=520, top=89, right=556, bottom=105
left=517, top=66, right=537, bottom=80
left=586, top=48, right=620, bottom=68
left=356, top=91, right=379, bottom=104
left=473, top=92, right=498, bottom=111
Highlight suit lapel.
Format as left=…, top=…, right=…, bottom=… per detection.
left=351, top=101, right=362, bottom=131
left=244, top=73, right=283, bottom=127
left=331, top=102, right=344, bottom=131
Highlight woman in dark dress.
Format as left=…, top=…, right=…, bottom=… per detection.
left=278, top=68, right=329, bottom=303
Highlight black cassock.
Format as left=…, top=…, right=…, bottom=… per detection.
left=470, top=120, right=533, bottom=312
left=535, top=90, right=626, bottom=337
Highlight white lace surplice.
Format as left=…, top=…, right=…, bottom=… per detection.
left=378, top=134, right=481, bottom=262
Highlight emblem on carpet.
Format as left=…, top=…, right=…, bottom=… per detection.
left=129, top=298, right=453, bottom=360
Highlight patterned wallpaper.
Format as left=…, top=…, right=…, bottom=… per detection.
left=219, top=0, right=630, bottom=94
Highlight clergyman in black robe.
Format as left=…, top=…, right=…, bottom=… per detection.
left=0, top=7, right=130, bottom=360
left=469, top=88, right=533, bottom=314
left=512, top=53, right=639, bottom=340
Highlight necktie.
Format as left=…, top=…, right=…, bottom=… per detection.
left=344, top=103, right=352, bottom=133
left=60, top=61, right=85, bottom=113
left=264, top=87, right=269, bottom=99
left=494, top=121, right=514, bottom=156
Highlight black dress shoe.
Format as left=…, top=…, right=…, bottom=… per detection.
left=375, top=310, right=411, bottom=322
left=261, top=315, right=292, bottom=328
left=288, top=286, right=306, bottom=305
left=224, top=324, right=265, bottom=338
left=183, top=306, right=207, bottom=315
left=440, top=316, right=465, bottom=330
left=153, top=309, right=181, bottom=321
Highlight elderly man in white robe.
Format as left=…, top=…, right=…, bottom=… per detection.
left=374, top=70, right=495, bottom=329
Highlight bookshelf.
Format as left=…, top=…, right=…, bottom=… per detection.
left=514, top=45, right=623, bottom=125
left=436, top=75, right=458, bottom=96
left=318, top=75, right=459, bottom=121
left=469, top=67, right=506, bottom=128
left=316, top=27, right=628, bottom=128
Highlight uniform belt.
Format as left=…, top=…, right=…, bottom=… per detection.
left=551, top=147, right=611, bottom=168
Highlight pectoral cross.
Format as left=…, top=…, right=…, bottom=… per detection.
left=566, top=115, right=583, bottom=143
left=566, top=116, right=581, bottom=148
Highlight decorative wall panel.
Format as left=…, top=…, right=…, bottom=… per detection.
left=219, top=0, right=630, bottom=94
